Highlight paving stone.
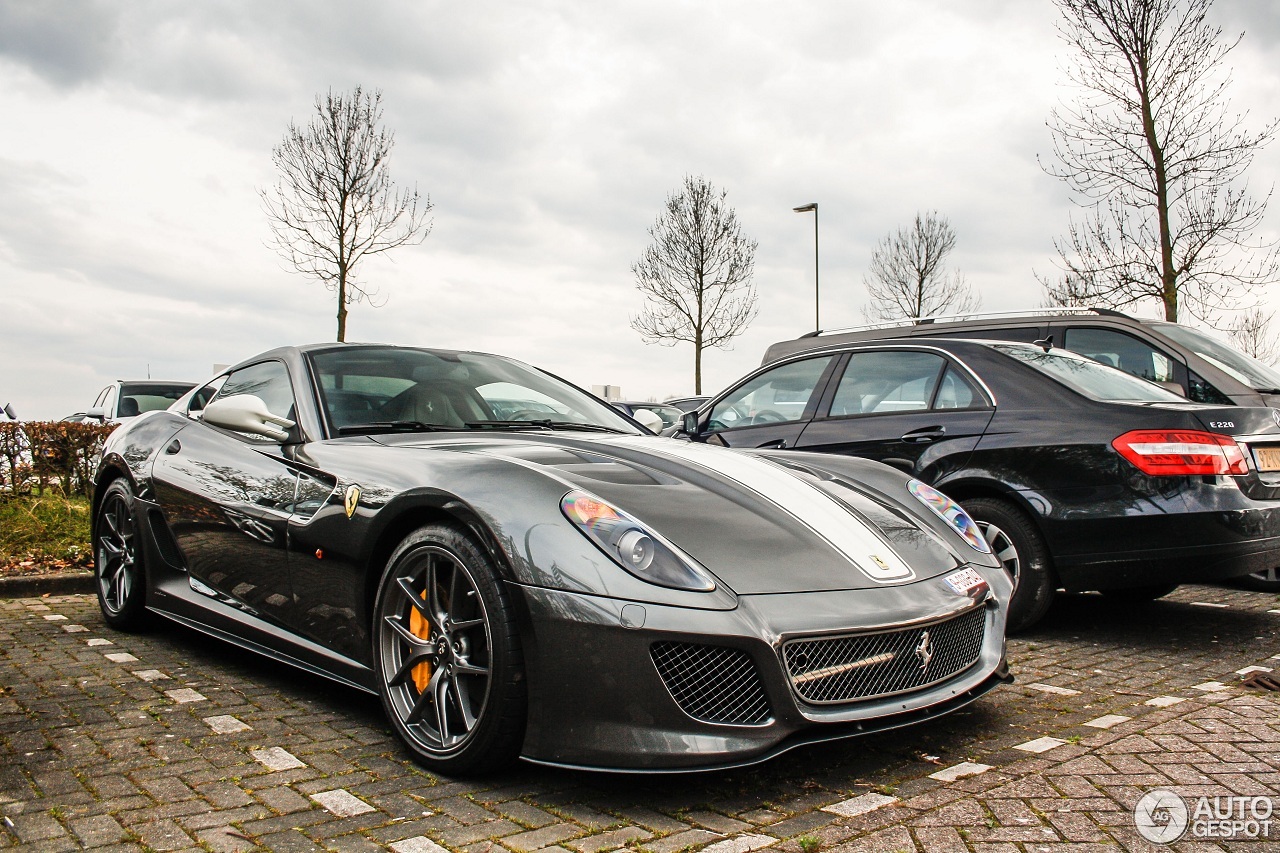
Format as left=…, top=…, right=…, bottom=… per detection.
left=310, top=789, right=377, bottom=817
left=822, top=794, right=899, bottom=818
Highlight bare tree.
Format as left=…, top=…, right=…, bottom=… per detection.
left=863, top=211, right=979, bottom=321
left=631, top=176, right=758, bottom=394
left=1044, top=0, right=1278, bottom=322
left=261, top=86, right=432, bottom=342
left=1228, top=306, right=1280, bottom=364
left=1042, top=272, right=1101, bottom=308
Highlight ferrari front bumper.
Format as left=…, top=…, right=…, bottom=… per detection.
left=511, top=564, right=1012, bottom=771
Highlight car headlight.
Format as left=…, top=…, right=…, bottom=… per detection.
left=907, top=479, right=991, bottom=554
left=561, top=490, right=715, bottom=591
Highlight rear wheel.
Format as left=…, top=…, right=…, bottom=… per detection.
left=373, top=524, right=526, bottom=775
left=1231, top=568, right=1280, bottom=593
left=962, top=498, right=1055, bottom=634
left=93, top=479, right=152, bottom=631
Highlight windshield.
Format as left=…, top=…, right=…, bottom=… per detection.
left=308, top=347, right=641, bottom=435
left=1151, top=322, right=1280, bottom=391
left=119, top=382, right=197, bottom=414
left=992, top=344, right=1187, bottom=403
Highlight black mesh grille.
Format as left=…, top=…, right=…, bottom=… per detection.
left=783, top=607, right=987, bottom=704
left=650, top=642, right=772, bottom=725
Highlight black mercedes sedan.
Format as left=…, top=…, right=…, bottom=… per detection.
left=679, top=338, right=1280, bottom=631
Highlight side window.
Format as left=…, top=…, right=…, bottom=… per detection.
left=93, top=386, right=111, bottom=408
left=934, top=365, right=984, bottom=409
left=708, top=356, right=833, bottom=430
left=1187, top=369, right=1234, bottom=405
left=1062, top=327, right=1175, bottom=383
left=210, top=361, right=296, bottom=424
left=102, top=386, right=118, bottom=416
left=187, top=376, right=227, bottom=417
left=828, top=351, right=946, bottom=416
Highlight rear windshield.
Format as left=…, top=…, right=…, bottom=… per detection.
left=119, top=382, right=196, bottom=414
left=1151, top=322, right=1280, bottom=392
left=991, top=344, right=1186, bottom=403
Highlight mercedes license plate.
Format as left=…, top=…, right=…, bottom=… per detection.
left=1254, top=446, right=1280, bottom=472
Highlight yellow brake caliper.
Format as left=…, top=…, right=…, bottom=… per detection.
left=409, top=589, right=432, bottom=692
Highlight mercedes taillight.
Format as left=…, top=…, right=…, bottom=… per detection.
left=1112, top=430, right=1249, bottom=476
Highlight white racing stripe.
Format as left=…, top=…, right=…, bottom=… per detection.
left=615, top=437, right=914, bottom=582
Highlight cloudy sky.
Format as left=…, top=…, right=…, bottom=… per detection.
left=3, top=1, right=1280, bottom=420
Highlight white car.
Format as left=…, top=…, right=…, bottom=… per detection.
left=83, top=380, right=196, bottom=423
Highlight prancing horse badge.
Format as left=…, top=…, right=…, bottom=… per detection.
left=344, top=485, right=362, bottom=519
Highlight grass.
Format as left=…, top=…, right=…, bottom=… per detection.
left=0, top=492, right=93, bottom=573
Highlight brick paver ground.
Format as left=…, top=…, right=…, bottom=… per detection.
left=3, top=585, right=1280, bottom=851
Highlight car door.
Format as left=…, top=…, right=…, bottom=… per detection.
left=795, top=349, right=995, bottom=478
left=701, top=354, right=840, bottom=449
left=150, top=360, right=300, bottom=623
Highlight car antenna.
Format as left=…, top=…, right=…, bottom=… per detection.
left=1032, top=335, right=1054, bottom=353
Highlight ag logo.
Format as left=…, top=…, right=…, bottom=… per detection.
left=344, top=485, right=362, bottom=519
left=1134, top=789, right=1188, bottom=844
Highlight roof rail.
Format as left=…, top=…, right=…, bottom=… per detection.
left=800, top=306, right=1131, bottom=339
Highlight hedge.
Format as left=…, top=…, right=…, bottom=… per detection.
left=0, top=421, right=116, bottom=497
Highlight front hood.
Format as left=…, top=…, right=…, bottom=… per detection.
left=375, top=432, right=972, bottom=594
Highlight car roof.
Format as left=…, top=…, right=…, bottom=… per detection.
left=761, top=307, right=1145, bottom=364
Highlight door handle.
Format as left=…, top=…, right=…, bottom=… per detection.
left=756, top=438, right=788, bottom=450
left=901, top=427, right=945, bottom=443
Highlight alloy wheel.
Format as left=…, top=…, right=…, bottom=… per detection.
left=378, top=545, right=493, bottom=755
left=96, top=493, right=137, bottom=615
left=978, top=520, right=1021, bottom=589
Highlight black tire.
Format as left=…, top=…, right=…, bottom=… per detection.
left=1100, top=584, right=1178, bottom=601
left=373, top=524, right=526, bottom=776
left=962, top=497, right=1055, bottom=634
left=1230, top=568, right=1280, bottom=593
left=93, top=479, right=152, bottom=631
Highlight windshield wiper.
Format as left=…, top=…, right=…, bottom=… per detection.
left=466, top=420, right=627, bottom=434
left=336, top=421, right=462, bottom=435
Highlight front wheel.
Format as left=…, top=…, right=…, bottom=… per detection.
left=962, top=498, right=1055, bottom=634
left=93, top=479, right=151, bottom=631
left=373, top=524, right=526, bottom=776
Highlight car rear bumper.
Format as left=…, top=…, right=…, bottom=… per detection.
left=1037, top=482, right=1280, bottom=589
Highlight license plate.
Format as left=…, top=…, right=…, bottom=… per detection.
left=1254, top=446, right=1280, bottom=472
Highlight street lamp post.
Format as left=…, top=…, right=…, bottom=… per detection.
left=793, top=203, right=819, bottom=331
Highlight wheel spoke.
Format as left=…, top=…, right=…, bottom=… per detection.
left=389, top=653, right=431, bottom=688
left=995, top=545, right=1017, bottom=565
left=453, top=660, right=489, bottom=677
left=449, top=616, right=484, bottom=631
left=433, top=669, right=452, bottom=744
left=450, top=675, right=477, bottom=731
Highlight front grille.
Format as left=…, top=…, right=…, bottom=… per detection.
left=650, top=642, right=772, bottom=725
left=783, top=606, right=987, bottom=704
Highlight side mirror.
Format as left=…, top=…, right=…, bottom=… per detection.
left=202, top=394, right=295, bottom=442
left=85, top=406, right=107, bottom=422
left=632, top=409, right=664, bottom=433
left=681, top=410, right=703, bottom=437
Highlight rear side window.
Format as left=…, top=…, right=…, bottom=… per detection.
left=1061, top=327, right=1175, bottom=383
left=708, top=356, right=834, bottom=430
left=829, top=351, right=945, bottom=416
left=993, top=344, right=1184, bottom=403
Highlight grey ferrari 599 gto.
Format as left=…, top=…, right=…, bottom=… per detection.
left=92, top=343, right=1012, bottom=774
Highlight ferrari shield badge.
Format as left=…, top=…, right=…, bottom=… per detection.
left=344, top=485, right=362, bottom=519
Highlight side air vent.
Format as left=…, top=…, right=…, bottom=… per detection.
left=650, top=642, right=772, bottom=725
